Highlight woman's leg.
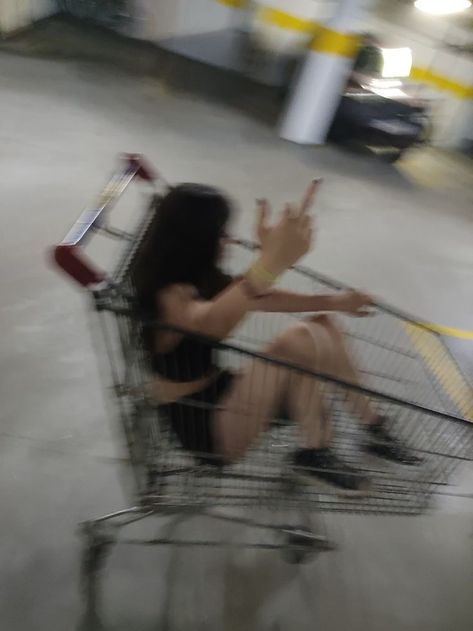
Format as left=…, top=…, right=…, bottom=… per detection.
left=312, top=315, right=422, bottom=465
left=214, top=320, right=336, bottom=462
left=310, top=314, right=379, bottom=425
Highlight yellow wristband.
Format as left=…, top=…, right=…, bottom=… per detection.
left=250, top=262, right=279, bottom=284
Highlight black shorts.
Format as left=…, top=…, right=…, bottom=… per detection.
left=159, top=370, right=235, bottom=462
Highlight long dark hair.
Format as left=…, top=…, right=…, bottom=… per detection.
left=132, top=183, right=233, bottom=332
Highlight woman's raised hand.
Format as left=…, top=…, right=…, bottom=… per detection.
left=256, top=179, right=321, bottom=275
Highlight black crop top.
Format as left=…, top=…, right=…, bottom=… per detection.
left=150, top=276, right=233, bottom=382
left=151, top=336, right=214, bottom=382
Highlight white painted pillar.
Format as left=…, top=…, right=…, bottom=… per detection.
left=280, top=0, right=372, bottom=145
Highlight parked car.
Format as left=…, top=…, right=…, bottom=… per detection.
left=329, top=42, right=432, bottom=161
left=240, top=30, right=432, bottom=162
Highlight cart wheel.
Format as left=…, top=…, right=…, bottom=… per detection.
left=78, top=610, right=105, bottom=631
left=281, top=526, right=336, bottom=565
left=79, top=522, right=115, bottom=631
left=280, top=528, right=317, bottom=565
left=283, top=542, right=313, bottom=564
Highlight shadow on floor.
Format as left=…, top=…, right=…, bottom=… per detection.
left=0, top=16, right=282, bottom=128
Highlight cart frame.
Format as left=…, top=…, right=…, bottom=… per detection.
left=52, top=154, right=472, bottom=630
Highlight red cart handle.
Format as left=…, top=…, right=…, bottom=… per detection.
left=52, top=154, right=156, bottom=288
left=53, top=245, right=105, bottom=287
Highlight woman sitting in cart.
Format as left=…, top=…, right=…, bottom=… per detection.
left=134, top=180, right=419, bottom=494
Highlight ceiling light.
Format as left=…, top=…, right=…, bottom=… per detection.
left=414, top=0, right=472, bottom=15
left=381, top=48, right=412, bottom=78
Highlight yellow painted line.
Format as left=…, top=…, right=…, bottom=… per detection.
left=215, top=0, right=246, bottom=7
left=237, top=5, right=361, bottom=59
left=410, top=66, right=473, bottom=100
left=257, top=8, right=359, bottom=58
left=417, top=322, right=473, bottom=341
left=310, top=26, right=360, bottom=58
left=404, top=323, right=473, bottom=421
left=257, top=7, right=318, bottom=35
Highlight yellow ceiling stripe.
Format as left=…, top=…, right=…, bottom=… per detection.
left=258, top=7, right=359, bottom=58
left=212, top=1, right=472, bottom=99
left=410, top=66, right=473, bottom=99
left=311, top=26, right=361, bottom=58
left=257, top=7, right=318, bottom=34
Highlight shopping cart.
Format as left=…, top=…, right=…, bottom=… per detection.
left=52, top=154, right=472, bottom=629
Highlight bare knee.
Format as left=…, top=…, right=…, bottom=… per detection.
left=270, top=323, right=312, bottom=356
left=311, top=313, right=344, bottom=342
left=269, top=322, right=332, bottom=366
left=311, top=313, right=337, bottom=330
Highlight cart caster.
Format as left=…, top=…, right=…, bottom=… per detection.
left=281, top=527, right=336, bottom=565
left=77, top=611, right=106, bottom=631
left=79, top=521, right=116, bottom=631
left=282, top=534, right=314, bottom=565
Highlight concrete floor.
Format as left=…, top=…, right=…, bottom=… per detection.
left=0, top=42, right=472, bottom=631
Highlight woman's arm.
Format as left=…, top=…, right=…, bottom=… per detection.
left=249, top=289, right=336, bottom=313
left=160, top=279, right=262, bottom=341
left=249, top=288, right=373, bottom=316
left=160, top=199, right=315, bottom=340
left=162, top=286, right=374, bottom=340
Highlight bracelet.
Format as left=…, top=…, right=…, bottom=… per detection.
left=247, top=261, right=279, bottom=286
left=240, top=262, right=278, bottom=299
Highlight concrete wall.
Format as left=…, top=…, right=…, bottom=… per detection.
left=1, top=1, right=469, bottom=147
left=247, top=0, right=328, bottom=54
left=134, top=0, right=243, bottom=40
left=0, top=0, right=55, bottom=35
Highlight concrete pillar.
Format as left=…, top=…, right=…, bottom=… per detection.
left=0, top=0, right=54, bottom=36
left=280, top=0, right=372, bottom=145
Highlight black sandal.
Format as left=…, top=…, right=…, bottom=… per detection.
left=364, top=417, right=422, bottom=465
